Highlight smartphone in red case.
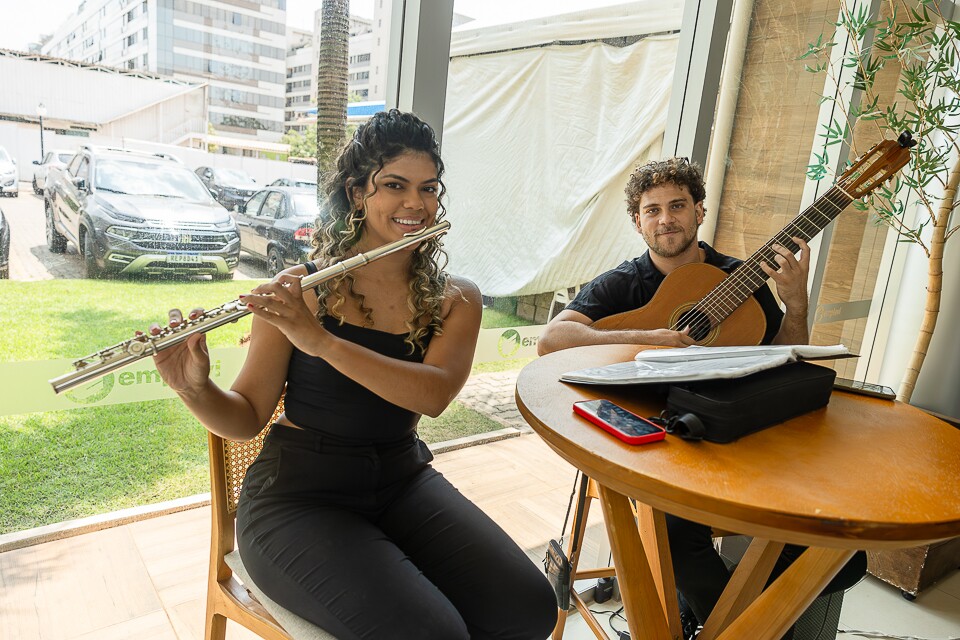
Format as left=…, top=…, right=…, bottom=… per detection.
left=572, top=399, right=666, bottom=445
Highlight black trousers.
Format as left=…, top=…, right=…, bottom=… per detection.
left=666, top=514, right=868, bottom=635
left=236, top=425, right=557, bottom=640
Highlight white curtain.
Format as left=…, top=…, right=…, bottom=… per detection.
left=441, top=2, right=681, bottom=297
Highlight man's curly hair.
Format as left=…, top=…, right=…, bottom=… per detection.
left=624, top=157, right=707, bottom=220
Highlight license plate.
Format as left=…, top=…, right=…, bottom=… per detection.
left=168, top=254, right=202, bottom=264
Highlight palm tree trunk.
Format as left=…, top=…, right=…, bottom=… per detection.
left=898, top=156, right=960, bottom=403
left=315, top=0, right=349, bottom=183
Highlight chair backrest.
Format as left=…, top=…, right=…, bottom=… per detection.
left=547, top=284, right=584, bottom=322
left=210, top=397, right=285, bottom=560
left=206, top=397, right=292, bottom=640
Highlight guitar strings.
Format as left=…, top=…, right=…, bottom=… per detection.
left=668, top=185, right=853, bottom=336
left=674, top=188, right=845, bottom=336
left=673, top=147, right=890, bottom=337
left=674, top=186, right=850, bottom=335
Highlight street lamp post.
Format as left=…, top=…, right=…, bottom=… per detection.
left=36, top=103, right=47, bottom=160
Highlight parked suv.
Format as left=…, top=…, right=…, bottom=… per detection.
left=233, top=186, right=319, bottom=275
left=45, top=146, right=240, bottom=279
left=195, top=166, right=259, bottom=211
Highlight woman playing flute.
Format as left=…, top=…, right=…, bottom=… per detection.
left=148, top=110, right=556, bottom=639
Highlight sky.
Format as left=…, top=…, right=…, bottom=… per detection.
left=0, top=0, right=630, bottom=53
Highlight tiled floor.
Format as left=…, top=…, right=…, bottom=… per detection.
left=2, top=433, right=959, bottom=640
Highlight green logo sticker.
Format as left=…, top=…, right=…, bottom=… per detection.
left=498, top=329, right=521, bottom=358
left=64, top=373, right=116, bottom=404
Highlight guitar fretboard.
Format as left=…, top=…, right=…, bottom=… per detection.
left=671, top=185, right=853, bottom=333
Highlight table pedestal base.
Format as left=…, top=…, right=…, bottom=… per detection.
left=598, top=482, right=855, bottom=640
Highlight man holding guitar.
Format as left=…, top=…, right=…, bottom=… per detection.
left=538, top=157, right=866, bottom=639
left=538, top=156, right=811, bottom=355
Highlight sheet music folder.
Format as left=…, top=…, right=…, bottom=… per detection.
left=560, top=344, right=854, bottom=386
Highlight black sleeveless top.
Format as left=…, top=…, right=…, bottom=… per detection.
left=283, top=262, right=433, bottom=442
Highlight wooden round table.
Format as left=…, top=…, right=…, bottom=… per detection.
left=516, top=345, right=960, bottom=640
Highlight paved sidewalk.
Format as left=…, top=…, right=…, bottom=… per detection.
left=455, top=369, right=531, bottom=433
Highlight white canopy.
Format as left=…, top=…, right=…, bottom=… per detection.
left=442, top=1, right=682, bottom=297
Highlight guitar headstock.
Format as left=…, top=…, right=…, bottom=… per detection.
left=838, top=131, right=916, bottom=199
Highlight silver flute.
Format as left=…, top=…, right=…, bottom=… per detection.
left=49, top=221, right=451, bottom=395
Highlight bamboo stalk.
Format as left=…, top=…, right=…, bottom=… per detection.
left=898, top=155, right=960, bottom=402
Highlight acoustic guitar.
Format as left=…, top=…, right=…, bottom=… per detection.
left=592, top=133, right=916, bottom=345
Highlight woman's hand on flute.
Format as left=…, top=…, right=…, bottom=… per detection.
left=239, top=275, right=330, bottom=357
left=143, top=307, right=211, bottom=398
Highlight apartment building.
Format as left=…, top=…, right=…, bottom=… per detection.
left=284, top=27, right=313, bottom=134
left=282, top=13, right=375, bottom=134
left=41, top=0, right=287, bottom=143
left=344, top=16, right=374, bottom=101
left=282, top=5, right=475, bottom=134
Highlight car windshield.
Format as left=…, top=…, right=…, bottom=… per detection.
left=294, top=180, right=317, bottom=188
left=95, top=160, right=214, bottom=202
left=57, top=153, right=74, bottom=163
left=219, top=169, right=255, bottom=183
left=291, top=194, right=321, bottom=216
left=0, top=148, right=10, bottom=163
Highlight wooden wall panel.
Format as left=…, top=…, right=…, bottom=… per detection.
left=714, top=0, right=835, bottom=259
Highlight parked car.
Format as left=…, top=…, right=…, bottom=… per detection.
left=233, top=186, right=319, bottom=275
left=269, top=177, right=317, bottom=189
left=0, top=206, right=9, bottom=279
left=45, top=145, right=240, bottom=279
left=195, top=166, right=259, bottom=210
left=0, top=146, right=18, bottom=198
left=32, top=149, right=75, bottom=195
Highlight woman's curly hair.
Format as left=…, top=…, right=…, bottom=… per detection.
left=309, top=109, right=449, bottom=355
left=624, top=157, right=707, bottom=220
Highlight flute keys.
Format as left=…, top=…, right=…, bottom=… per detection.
left=127, top=340, right=150, bottom=357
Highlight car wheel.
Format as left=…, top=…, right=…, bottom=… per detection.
left=83, top=231, right=103, bottom=279
left=12, top=190, right=18, bottom=198
left=267, top=247, right=285, bottom=276
left=33, top=178, right=41, bottom=195
left=45, top=202, right=67, bottom=253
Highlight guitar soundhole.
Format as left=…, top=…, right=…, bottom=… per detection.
left=676, top=308, right=713, bottom=341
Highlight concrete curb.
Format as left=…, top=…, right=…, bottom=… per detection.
left=0, top=493, right=211, bottom=554
left=428, top=426, right=522, bottom=454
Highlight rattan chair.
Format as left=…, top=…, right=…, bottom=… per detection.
left=205, top=398, right=338, bottom=640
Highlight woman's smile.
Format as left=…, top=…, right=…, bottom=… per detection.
left=392, top=215, right=427, bottom=232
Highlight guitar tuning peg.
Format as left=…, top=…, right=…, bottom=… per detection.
left=898, top=131, right=917, bottom=148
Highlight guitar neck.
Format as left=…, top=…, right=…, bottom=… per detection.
left=684, top=185, right=853, bottom=329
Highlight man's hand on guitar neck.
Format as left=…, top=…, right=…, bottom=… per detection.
left=538, top=310, right=697, bottom=356
left=762, top=236, right=811, bottom=345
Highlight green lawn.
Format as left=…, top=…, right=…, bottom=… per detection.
left=479, top=305, right=535, bottom=329
left=0, top=279, right=256, bottom=361
left=0, top=280, right=534, bottom=534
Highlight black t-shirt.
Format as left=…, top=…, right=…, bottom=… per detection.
left=566, top=241, right=785, bottom=345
